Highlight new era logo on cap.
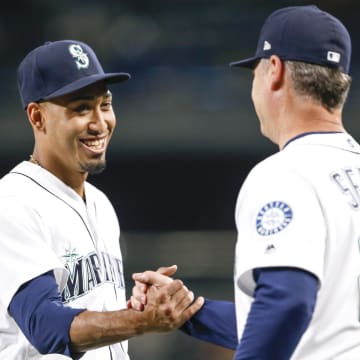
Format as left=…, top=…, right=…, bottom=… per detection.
left=263, top=41, right=271, bottom=51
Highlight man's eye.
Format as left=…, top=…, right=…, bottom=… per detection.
left=102, top=101, right=112, bottom=109
left=73, top=104, right=90, bottom=113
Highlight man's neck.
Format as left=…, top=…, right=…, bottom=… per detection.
left=276, top=101, right=344, bottom=150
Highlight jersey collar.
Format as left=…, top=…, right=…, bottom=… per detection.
left=283, top=131, right=360, bottom=154
left=10, top=161, right=87, bottom=206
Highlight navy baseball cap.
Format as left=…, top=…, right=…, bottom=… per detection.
left=230, top=5, right=351, bottom=74
left=17, top=40, right=131, bottom=109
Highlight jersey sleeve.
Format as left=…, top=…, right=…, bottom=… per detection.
left=234, top=160, right=326, bottom=295
left=180, top=299, right=237, bottom=349
left=0, top=197, right=68, bottom=309
left=234, top=268, right=317, bottom=359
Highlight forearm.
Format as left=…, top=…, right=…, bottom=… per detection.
left=70, top=280, right=204, bottom=352
left=69, top=308, right=149, bottom=352
left=9, top=271, right=203, bottom=356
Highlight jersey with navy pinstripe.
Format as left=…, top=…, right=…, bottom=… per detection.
left=0, top=161, right=129, bottom=360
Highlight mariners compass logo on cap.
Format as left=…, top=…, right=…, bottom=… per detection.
left=17, top=39, right=131, bottom=109
left=68, top=44, right=90, bottom=69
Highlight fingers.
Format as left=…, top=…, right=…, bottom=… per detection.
left=179, top=296, right=205, bottom=324
left=142, top=280, right=204, bottom=332
left=163, top=279, right=185, bottom=298
left=130, top=267, right=178, bottom=311
left=130, top=295, right=144, bottom=311
left=130, top=267, right=177, bottom=311
left=133, top=270, right=174, bottom=287
left=129, top=280, right=148, bottom=311
left=156, top=265, right=178, bottom=277
left=163, top=281, right=204, bottom=317
left=130, top=291, right=147, bottom=311
left=130, top=266, right=203, bottom=331
left=133, top=280, right=147, bottom=301
left=126, top=299, right=132, bottom=309
left=144, top=282, right=205, bottom=332
left=145, top=279, right=184, bottom=307
left=171, top=285, right=195, bottom=312
left=163, top=282, right=201, bottom=320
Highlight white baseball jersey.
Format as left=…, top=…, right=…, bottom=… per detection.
left=234, top=132, right=360, bottom=359
left=0, top=161, right=129, bottom=360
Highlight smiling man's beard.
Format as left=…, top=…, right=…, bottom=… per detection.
left=80, top=159, right=107, bottom=175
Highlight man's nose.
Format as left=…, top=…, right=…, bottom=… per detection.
left=88, top=109, right=107, bottom=134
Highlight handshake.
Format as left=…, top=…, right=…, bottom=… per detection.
left=127, top=265, right=204, bottom=333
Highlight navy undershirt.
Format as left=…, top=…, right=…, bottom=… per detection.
left=181, top=267, right=318, bottom=359
left=8, top=271, right=85, bottom=358
left=181, top=298, right=238, bottom=349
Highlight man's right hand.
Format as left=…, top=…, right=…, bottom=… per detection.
left=138, top=276, right=204, bottom=332
left=128, top=265, right=178, bottom=311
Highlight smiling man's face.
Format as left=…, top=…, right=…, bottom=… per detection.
left=35, top=81, right=116, bottom=184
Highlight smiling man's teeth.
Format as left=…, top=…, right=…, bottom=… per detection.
left=83, top=138, right=105, bottom=149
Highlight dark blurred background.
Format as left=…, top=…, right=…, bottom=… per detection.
left=1, top=1, right=359, bottom=358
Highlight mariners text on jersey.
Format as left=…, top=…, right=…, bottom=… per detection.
left=62, top=250, right=125, bottom=303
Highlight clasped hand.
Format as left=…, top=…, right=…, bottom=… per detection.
left=128, top=265, right=204, bottom=332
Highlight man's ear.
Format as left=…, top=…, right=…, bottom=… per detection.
left=268, top=55, right=285, bottom=91
left=27, top=103, right=46, bottom=133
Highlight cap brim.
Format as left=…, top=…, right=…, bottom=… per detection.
left=229, top=56, right=259, bottom=69
left=42, top=72, right=131, bottom=101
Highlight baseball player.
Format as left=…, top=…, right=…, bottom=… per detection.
left=0, top=40, right=204, bottom=359
left=131, top=5, right=360, bottom=359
